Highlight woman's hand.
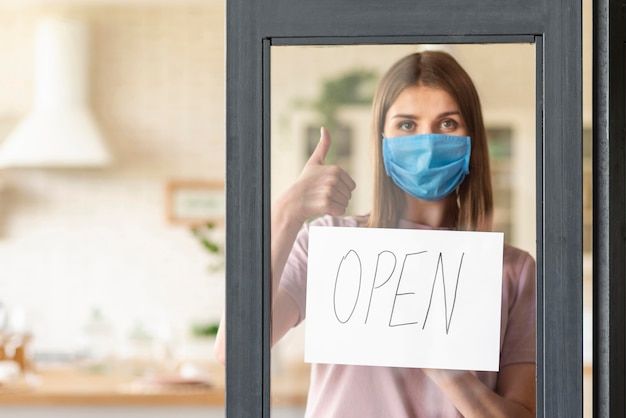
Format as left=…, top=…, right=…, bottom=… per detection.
left=422, top=365, right=536, bottom=417
left=278, top=127, right=356, bottom=224
left=214, top=128, right=358, bottom=365
left=268, top=127, right=357, bottom=344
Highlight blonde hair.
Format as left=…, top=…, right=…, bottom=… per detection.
left=366, top=51, right=493, bottom=231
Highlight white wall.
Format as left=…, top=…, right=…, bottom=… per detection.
left=0, top=4, right=226, bottom=361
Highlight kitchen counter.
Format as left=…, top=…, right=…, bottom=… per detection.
left=0, top=366, right=224, bottom=406
left=0, top=363, right=310, bottom=407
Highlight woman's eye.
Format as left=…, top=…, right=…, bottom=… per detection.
left=441, top=119, right=458, bottom=130
left=398, top=121, right=415, bottom=131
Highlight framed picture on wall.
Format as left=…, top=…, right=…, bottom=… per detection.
left=165, top=180, right=225, bottom=227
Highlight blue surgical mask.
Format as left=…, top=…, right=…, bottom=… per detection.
left=382, top=133, right=471, bottom=201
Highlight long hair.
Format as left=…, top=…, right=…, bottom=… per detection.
left=366, top=51, right=493, bottom=231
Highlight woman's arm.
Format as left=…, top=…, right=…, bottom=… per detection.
left=214, top=128, right=356, bottom=363
left=422, top=250, right=536, bottom=417
left=422, top=363, right=536, bottom=417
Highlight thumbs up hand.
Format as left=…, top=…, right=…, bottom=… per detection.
left=283, top=127, right=357, bottom=224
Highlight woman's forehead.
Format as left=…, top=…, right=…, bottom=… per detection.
left=387, top=85, right=459, bottom=116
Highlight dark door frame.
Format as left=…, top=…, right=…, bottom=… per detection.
left=593, top=0, right=626, bottom=417
left=225, top=1, right=583, bottom=416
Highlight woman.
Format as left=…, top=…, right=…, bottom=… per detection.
left=216, top=51, right=536, bottom=417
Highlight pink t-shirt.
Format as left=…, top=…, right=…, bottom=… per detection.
left=279, top=215, right=536, bottom=418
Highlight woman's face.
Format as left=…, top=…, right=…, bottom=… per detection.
left=383, top=85, right=468, bottom=138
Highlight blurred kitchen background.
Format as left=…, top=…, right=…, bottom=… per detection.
left=0, top=0, right=225, bottom=352
left=0, top=0, right=592, bottom=417
left=0, top=1, right=229, bottom=417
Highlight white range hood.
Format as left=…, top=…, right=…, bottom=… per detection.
left=0, top=17, right=111, bottom=168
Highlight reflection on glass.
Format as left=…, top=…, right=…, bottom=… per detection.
left=270, top=44, right=536, bottom=416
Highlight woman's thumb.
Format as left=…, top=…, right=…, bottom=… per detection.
left=306, top=127, right=332, bottom=166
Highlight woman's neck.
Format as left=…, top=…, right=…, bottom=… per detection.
left=402, top=194, right=458, bottom=228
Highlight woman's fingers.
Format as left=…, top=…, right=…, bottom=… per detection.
left=303, top=172, right=354, bottom=216
left=322, top=165, right=356, bottom=200
left=294, top=126, right=357, bottom=219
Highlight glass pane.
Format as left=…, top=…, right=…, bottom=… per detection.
left=271, top=43, right=536, bottom=416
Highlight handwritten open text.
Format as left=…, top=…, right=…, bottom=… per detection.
left=305, top=226, right=503, bottom=371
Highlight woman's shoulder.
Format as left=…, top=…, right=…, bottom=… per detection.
left=306, top=214, right=365, bottom=228
left=292, top=215, right=362, bottom=256
left=503, top=243, right=534, bottom=261
left=502, top=243, right=536, bottom=276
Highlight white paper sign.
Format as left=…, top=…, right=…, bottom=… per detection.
left=305, top=226, right=504, bottom=371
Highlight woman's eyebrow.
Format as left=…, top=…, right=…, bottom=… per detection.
left=438, top=111, right=462, bottom=118
left=390, top=114, right=418, bottom=120
left=390, top=110, right=461, bottom=120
